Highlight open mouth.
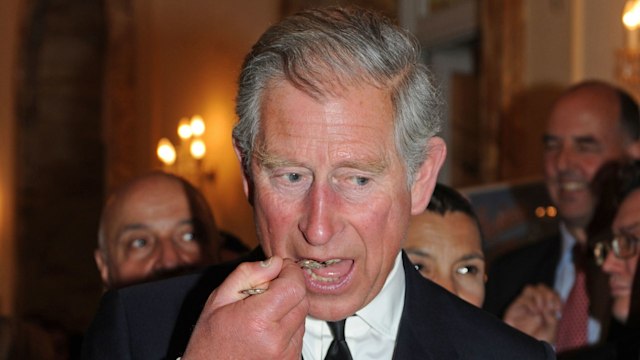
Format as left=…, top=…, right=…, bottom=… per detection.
left=298, top=258, right=354, bottom=290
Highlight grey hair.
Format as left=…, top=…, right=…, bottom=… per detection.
left=232, top=6, right=443, bottom=185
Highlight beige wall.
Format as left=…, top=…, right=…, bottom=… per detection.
left=134, top=1, right=282, bottom=247
left=0, top=0, right=21, bottom=315
left=525, top=0, right=626, bottom=86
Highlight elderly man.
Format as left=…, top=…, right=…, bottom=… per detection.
left=83, top=7, right=554, bottom=359
left=484, top=81, right=640, bottom=352
left=94, top=171, right=221, bottom=289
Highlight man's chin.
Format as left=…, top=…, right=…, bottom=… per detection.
left=307, top=295, right=361, bottom=321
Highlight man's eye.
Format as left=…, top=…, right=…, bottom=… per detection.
left=354, top=176, right=370, bottom=186
left=577, top=142, right=600, bottom=153
left=286, top=173, right=302, bottom=182
left=181, top=232, right=196, bottom=242
left=131, top=238, right=148, bottom=249
left=413, top=263, right=423, bottom=271
left=456, top=265, right=479, bottom=275
left=543, top=139, right=559, bottom=152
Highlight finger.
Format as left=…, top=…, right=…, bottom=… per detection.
left=209, top=256, right=284, bottom=308
left=255, top=259, right=308, bottom=321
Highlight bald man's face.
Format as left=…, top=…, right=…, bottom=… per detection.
left=95, top=177, right=210, bottom=288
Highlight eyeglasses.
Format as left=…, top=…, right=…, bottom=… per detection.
left=593, top=234, right=639, bottom=266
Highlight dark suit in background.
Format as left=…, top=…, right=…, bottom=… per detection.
left=483, top=235, right=561, bottom=318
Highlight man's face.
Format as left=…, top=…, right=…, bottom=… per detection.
left=543, top=91, right=628, bottom=230
left=97, top=177, right=207, bottom=288
left=602, top=189, right=640, bottom=323
left=245, top=81, right=437, bottom=320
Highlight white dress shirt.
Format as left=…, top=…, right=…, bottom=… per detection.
left=301, top=252, right=406, bottom=360
left=554, top=223, right=601, bottom=344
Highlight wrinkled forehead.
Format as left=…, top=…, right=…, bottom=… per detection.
left=105, top=178, right=191, bottom=231
left=255, top=80, right=397, bottom=155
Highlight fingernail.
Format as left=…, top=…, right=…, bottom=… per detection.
left=260, top=257, right=273, bottom=268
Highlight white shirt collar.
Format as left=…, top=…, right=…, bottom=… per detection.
left=559, top=222, right=577, bottom=260
left=354, top=251, right=405, bottom=338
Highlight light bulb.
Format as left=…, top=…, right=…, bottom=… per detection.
left=624, top=0, right=640, bottom=29
left=177, top=117, right=193, bottom=140
left=190, top=139, right=206, bottom=159
left=157, top=138, right=176, bottom=165
left=190, top=115, right=205, bottom=136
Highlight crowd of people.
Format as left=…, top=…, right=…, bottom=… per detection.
left=5, top=4, right=640, bottom=360
left=83, top=6, right=640, bottom=360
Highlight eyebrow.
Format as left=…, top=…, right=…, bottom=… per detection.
left=256, top=152, right=389, bottom=174
left=574, top=135, right=599, bottom=145
left=458, top=253, right=485, bottom=262
left=405, top=248, right=433, bottom=259
left=405, top=248, right=485, bottom=262
left=617, top=222, right=640, bottom=235
left=542, top=133, right=599, bottom=145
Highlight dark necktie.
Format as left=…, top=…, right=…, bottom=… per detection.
left=555, top=245, right=589, bottom=353
left=325, top=320, right=353, bottom=360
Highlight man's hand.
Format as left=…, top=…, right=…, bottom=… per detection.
left=503, top=284, right=561, bottom=344
left=182, top=256, right=309, bottom=359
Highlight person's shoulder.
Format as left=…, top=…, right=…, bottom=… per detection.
left=433, top=287, right=554, bottom=358
left=82, top=261, right=243, bottom=359
left=402, top=258, right=555, bottom=359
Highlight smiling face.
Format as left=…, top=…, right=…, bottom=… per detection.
left=405, top=211, right=485, bottom=307
left=96, top=175, right=211, bottom=289
left=543, top=87, right=629, bottom=235
left=241, top=81, right=444, bottom=320
left=602, top=189, right=640, bottom=323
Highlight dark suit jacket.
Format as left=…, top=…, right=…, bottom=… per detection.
left=483, top=234, right=562, bottom=318
left=82, top=250, right=555, bottom=359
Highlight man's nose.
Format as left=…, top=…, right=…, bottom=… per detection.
left=299, top=183, right=338, bottom=246
left=555, top=145, right=575, bottom=171
left=154, top=242, right=181, bottom=269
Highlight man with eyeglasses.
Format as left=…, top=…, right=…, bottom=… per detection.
left=484, top=81, right=640, bottom=353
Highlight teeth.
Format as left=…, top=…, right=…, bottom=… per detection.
left=305, top=268, right=339, bottom=282
left=560, top=181, right=586, bottom=191
left=298, top=259, right=325, bottom=269
left=297, top=259, right=342, bottom=269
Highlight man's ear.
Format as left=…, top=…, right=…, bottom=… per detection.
left=94, top=249, right=111, bottom=288
left=233, top=139, right=253, bottom=204
left=410, top=136, right=447, bottom=215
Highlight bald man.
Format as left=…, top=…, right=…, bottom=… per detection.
left=94, top=172, right=222, bottom=289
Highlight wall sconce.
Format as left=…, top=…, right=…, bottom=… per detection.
left=617, top=0, right=640, bottom=99
left=156, top=115, right=214, bottom=186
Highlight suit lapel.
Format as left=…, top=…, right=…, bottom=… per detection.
left=392, top=251, right=458, bottom=360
